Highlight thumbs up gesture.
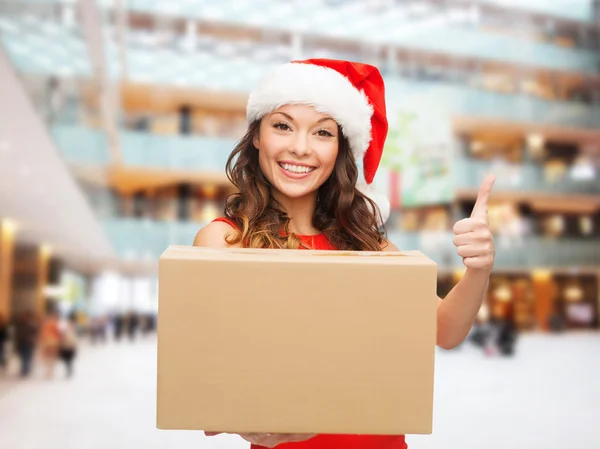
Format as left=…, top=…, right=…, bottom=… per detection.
left=452, top=175, right=496, bottom=272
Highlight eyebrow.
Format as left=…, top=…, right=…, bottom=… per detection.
left=272, top=112, right=335, bottom=124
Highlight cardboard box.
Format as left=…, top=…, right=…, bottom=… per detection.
left=157, top=246, right=437, bottom=435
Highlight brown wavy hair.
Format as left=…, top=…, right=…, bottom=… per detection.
left=223, top=120, right=385, bottom=250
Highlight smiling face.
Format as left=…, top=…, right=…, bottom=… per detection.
left=253, top=104, right=340, bottom=202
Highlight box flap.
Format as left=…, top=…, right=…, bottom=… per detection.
left=160, top=245, right=436, bottom=267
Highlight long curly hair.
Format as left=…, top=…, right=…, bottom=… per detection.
left=223, top=120, right=385, bottom=250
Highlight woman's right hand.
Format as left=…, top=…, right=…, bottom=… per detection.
left=204, top=431, right=316, bottom=447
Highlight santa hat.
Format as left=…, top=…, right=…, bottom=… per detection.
left=246, top=58, right=390, bottom=223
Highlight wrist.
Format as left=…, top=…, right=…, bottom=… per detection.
left=464, top=267, right=492, bottom=280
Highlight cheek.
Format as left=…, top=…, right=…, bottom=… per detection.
left=257, top=149, right=273, bottom=182
left=257, top=134, right=279, bottom=172
left=257, top=132, right=283, bottom=160
left=318, top=145, right=339, bottom=175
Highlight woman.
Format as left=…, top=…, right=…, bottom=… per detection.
left=40, top=309, right=61, bottom=379
left=15, top=310, right=39, bottom=378
left=194, top=59, right=496, bottom=449
left=58, top=312, right=78, bottom=378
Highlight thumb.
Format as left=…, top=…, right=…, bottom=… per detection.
left=471, top=174, right=495, bottom=220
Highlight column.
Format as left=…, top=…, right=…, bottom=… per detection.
left=532, top=270, right=556, bottom=331
left=597, top=271, right=600, bottom=328
left=290, top=33, right=303, bottom=60
left=36, top=245, right=52, bottom=316
left=0, top=219, right=17, bottom=319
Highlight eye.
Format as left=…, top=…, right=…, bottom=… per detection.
left=317, top=129, right=334, bottom=137
left=273, top=122, right=291, bottom=131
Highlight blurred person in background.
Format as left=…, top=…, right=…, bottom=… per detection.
left=548, top=312, right=566, bottom=333
left=90, top=315, right=109, bottom=344
left=39, top=308, right=61, bottom=379
left=58, top=312, right=79, bottom=378
left=194, top=59, right=496, bottom=449
left=127, top=312, right=139, bottom=342
left=144, top=312, right=157, bottom=336
left=493, top=302, right=518, bottom=357
left=140, top=314, right=149, bottom=337
left=0, top=313, right=8, bottom=373
left=113, top=313, right=125, bottom=341
left=45, top=76, right=64, bottom=124
left=468, top=302, right=495, bottom=355
left=15, top=310, right=39, bottom=378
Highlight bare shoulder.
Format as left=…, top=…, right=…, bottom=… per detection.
left=193, top=221, right=241, bottom=248
left=380, top=238, right=399, bottom=252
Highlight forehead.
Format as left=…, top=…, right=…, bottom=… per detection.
left=270, top=104, right=336, bottom=123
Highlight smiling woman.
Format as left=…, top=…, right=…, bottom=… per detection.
left=192, top=58, right=496, bottom=449
left=193, top=59, right=404, bottom=448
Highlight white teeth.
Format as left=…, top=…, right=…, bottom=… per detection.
left=280, top=163, right=314, bottom=174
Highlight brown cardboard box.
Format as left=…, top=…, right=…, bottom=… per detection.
left=157, top=245, right=437, bottom=435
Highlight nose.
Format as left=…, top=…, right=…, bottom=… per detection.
left=290, top=132, right=311, bottom=157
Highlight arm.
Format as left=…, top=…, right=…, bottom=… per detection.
left=382, top=239, right=491, bottom=350
left=436, top=270, right=490, bottom=349
left=193, top=221, right=240, bottom=248
left=382, top=175, right=496, bottom=350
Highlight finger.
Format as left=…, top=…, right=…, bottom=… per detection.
left=259, top=434, right=316, bottom=447
left=454, top=228, right=493, bottom=245
left=471, top=174, right=496, bottom=220
left=204, top=432, right=223, bottom=437
left=259, top=435, right=284, bottom=448
left=453, top=233, right=476, bottom=247
left=238, top=433, right=273, bottom=446
left=457, top=245, right=483, bottom=258
left=453, top=218, right=479, bottom=235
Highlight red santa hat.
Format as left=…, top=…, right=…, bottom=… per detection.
left=246, top=58, right=390, bottom=223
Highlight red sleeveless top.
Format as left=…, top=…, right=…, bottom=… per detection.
left=212, top=218, right=408, bottom=449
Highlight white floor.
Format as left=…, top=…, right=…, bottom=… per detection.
left=0, top=333, right=598, bottom=449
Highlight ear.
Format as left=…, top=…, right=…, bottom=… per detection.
left=252, top=131, right=260, bottom=149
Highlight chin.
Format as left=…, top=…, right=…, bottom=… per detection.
left=273, top=182, right=319, bottom=200
left=276, top=187, right=315, bottom=199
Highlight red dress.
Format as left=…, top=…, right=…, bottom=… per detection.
left=212, top=218, right=408, bottom=449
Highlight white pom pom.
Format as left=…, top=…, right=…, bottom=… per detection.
left=356, top=183, right=391, bottom=225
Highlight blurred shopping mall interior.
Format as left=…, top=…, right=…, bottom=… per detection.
left=0, top=0, right=599, bottom=344
left=1, top=2, right=600, bottom=449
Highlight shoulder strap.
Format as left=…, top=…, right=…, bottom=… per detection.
left=212, top=217, right=239, bottom=231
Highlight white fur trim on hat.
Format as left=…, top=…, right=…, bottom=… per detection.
left=247, top=62, right=373, bottom=160
left=357, top=183, right=390, bottom=225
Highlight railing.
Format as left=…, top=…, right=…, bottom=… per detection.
left=387, top=231, right=600, bottom=268
left=2, top=8, right=598, bottom=84
left=118, top=0, right=598, bottom=73
left=51, top=125, right=111, bottom=165
left=119, top=131, right=233, bottom=172
left=51, top=125, right=235, bottom=170
left=101, top=218, right=600, bottom=269
left=13, top=0, right=596, bottom=24
left=387, top=78, right=600, bottom=129
left=479, top=0, right=595, bottom=22
left=454, top=157, right=600, bottom=195
left=53, top=124, right=600, bottom=197
left=102, top=218, right=202, bottom=261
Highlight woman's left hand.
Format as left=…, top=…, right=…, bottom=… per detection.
left=452, top=175, right=496, bottom=273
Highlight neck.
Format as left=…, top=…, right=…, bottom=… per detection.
left=272, top=190, right=320, bottom=235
